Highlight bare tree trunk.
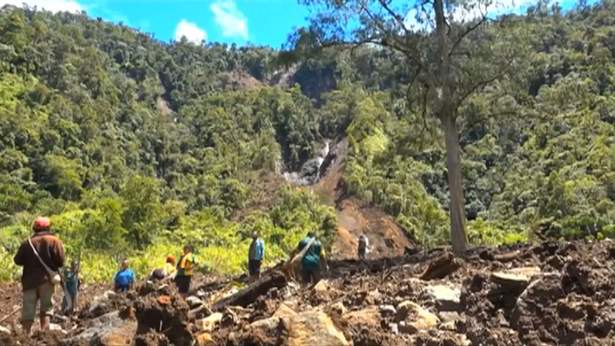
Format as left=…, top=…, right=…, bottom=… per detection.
left=435, top=0, right=468, bottom=256
left=442, top=114, right=468, bottom=256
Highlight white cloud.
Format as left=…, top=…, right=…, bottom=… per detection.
left=210, top=0, right=248, bottom=40
left=404, top=0, right=536, bottom=31
left=175, top=19, right=207, bottom=44
left=0, top=0, right=83, bottom=13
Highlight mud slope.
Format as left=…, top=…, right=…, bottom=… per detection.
left=314, top=138, right=412, bottom=259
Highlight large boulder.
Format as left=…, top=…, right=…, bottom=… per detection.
left=250, top=309, right=349, bottom=346
left=491, top=266, right=541, bottom=287
left=69, top=310, right=137, bottom=346
left=395, top=301, right=440, bottom=335
left=343, top=306, right=381, bottom=330
left=286, top=311, right=349, bottom=346
left=423, top=284, right=462, bottom=311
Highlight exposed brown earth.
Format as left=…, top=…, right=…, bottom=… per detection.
left=1, top=240, right=615, bottom=345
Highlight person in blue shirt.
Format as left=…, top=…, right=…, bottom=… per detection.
left=114, top=259, right=135, bottom=292
left=62, top=259, right=80, bottom=314
left=248, top=231, right=264, bottom=279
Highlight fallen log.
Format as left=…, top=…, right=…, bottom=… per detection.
left=493, top=250, right=520, bottom=263
left=419, top=252, right=461, bottom=280
left=212, top=271, right=287, bottom=311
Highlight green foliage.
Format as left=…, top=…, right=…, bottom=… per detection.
left=3, top=3, right=615, bottom=280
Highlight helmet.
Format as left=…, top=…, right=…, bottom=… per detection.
left=33, top=217, right=51, bottom=231
left=166, top=255, right=176, bottom=264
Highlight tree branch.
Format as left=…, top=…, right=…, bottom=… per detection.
left=454, top=57, right=516, bottom=111
left=359, top=1, right=425, bottom=70
left=377, top=0, right=411, bottom=34
left=448, top=10, right=487, bottom=57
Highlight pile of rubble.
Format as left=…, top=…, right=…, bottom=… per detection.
left=2, top=240, right=615, bottom=345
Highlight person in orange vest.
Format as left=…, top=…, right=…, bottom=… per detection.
left=14, top=217, right=65, bottom=335
left=175, top=245, right=196, bottom=296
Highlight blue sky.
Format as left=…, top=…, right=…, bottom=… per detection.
left=1, top=0, right=311, bottom=48
left=0, top=0, right=597, bottom=48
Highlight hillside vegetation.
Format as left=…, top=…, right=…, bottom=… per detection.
left=1, top=2, right=615, bottom=280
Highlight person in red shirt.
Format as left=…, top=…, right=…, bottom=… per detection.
left=14, top=217, right=65, bottom=335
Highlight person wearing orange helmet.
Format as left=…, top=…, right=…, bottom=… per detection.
left=150, top=255, right=176, bottom=282
left=14, top=217, right=65, bottom=335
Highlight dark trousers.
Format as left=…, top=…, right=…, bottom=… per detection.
left=175, top=275, right=192, bottom=294
left=248, top=259, right=262, bottom=277
left=301, top=268, right=321, bottom=285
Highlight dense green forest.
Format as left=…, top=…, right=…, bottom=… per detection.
left=1, top=2, right=615, bottom=281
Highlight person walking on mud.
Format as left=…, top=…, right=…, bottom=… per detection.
left=358, top=234, right=369, bottom=261
left=62, top=259, right=80, bottom=315
left=291, top=231, right=328, bottom=286
left=248, top=231, right=264, bottom=279
left=13, top=217, right=65, bottom=336
left=175, top=245, right=196, bottom=297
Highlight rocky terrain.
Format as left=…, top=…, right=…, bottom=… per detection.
left=2, top=239, right=615, bottom=345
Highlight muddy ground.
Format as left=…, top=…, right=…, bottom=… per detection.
left=2, top=240, right=615, bottom=345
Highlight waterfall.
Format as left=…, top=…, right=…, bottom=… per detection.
left=283, top=140, right=331, bottom=186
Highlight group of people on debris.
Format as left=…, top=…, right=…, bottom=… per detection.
left=11, top=215, right=370, bottom=335
left=114, top=244, right=196, bottom=297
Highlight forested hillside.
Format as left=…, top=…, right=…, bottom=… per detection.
left=1, top=2, right=615, bottom=281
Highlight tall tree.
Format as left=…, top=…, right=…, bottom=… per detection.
left=293, top=0, right=523, bottom=255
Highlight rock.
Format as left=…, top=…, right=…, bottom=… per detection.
left=196, top=290, right=207, bottom=299
left=440, top=320, right=457, bottom=331
left=395, top=301, right=440, bottom=334
left=286, top=311, right=349, bottom=346
left=274, top=304, right=297, bottom=318
left=379, top=305, right=396, bottom=315
left=438, top=311, right=462, bottom=323
left=331, top=302, right=346, bottom=315
left=186, top=296, right=203, bottom=308
left=69, top=310, right=137, bottom=346
left=197, top=312, right=223, bottom=332
left=103, top=290, right=117, bottom=299
left=423, top=285, right=462, bottom=311
left=0, top=325, right=10, bottom=335
left=196, top=332, right=215, bottom=346
left=343, top=306, right=381, bottom=329
left=491, top=266, right=541, bottom=287
left=420, top=252, right=462, bottom=280
left=49, top=323, right=67, bottom=334
left=250, top=310, right=348, bottom=345
left=313, top=280, right=329, bottom=293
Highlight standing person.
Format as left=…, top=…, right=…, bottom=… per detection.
left=175, top=245, right=196, bottom=297
left=62, top=259, right=80, bottom=315
left=290, top=231, right=328, bottom=286
left=13, top=217, right=65, bottom=335
left=114, top=259, right=135, bottom=292
left=248, top=231, right=264, bottom=279
left=358, top=234, right=369, bottom=261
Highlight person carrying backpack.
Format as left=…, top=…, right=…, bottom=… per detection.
left=14, top=217, right=65, bottom=335
left=290, top=231, right=328, bottom=286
